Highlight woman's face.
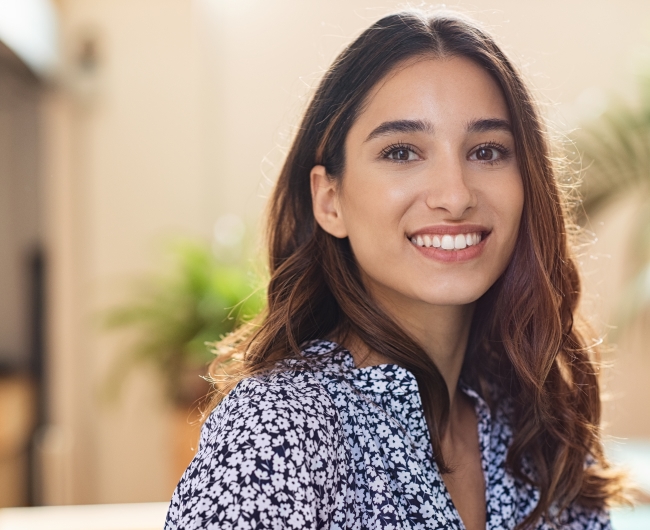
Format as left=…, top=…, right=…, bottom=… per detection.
left=311, top=56, right=523, bottom=310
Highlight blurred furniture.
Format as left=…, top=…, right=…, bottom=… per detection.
left=0, top=502, right=168, bottom=530
left=0, top=377, right=35, bottom=507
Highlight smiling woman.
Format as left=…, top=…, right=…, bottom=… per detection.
left=165, top=10, right=627, bottom=530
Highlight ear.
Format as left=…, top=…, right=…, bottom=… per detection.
left=310, top=165, right=348, bottom=238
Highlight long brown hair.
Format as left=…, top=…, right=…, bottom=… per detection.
left=208, top=10, right=626, bottom=527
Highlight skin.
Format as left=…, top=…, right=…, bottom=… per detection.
left=311, top=56, right=524, bottom=530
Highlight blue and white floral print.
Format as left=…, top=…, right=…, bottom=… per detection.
left=165, top=340, right=611, bottom=529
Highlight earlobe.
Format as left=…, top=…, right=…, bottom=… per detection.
left=310, top=165, right=348, bottom=238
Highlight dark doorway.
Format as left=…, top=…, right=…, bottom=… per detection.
left=0, top=40, right=45, bottom=507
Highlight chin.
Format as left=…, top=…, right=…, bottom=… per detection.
left=413, top=285, right=489, bottom=307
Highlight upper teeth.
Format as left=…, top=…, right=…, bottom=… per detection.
left=410, top=232, right=482, bottom=250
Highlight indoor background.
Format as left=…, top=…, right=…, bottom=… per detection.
left=0, top=0, right=649, bottom=527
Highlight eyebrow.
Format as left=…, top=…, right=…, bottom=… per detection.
left=364, top=119, right=434, bottom=142
left=466, top=118, right=512, bottom=134
left=364, top=117, right=512, bottom=143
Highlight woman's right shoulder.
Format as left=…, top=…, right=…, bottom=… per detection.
left=200, top=367, right=342, bottom=449
left=165, top=368, right=347, bottom=529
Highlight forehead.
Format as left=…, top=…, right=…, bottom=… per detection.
left=351, top=56, right=510, bottom=136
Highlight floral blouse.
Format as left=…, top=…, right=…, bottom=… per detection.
left=165, top=340, right=611, bottom=529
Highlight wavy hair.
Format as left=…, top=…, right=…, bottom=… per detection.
left=207, top=10, right=626, bottom=527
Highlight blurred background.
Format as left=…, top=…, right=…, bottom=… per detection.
left=1, top=0, right=650, bottom=526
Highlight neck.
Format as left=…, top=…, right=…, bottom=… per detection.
left=350, top=284, right=475, bottom=414
left=387, top=298, right=474, bottom=407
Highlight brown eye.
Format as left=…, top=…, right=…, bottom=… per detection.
left=469, top=142, right=512, bottom=164
left=382, top=145, right=420, bottom=162
left=391, top=149, right=411, bottom=160
left=476, top=147, right=495, bottom=161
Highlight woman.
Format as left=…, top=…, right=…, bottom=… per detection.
left=165, top=10, right=625, bottom=530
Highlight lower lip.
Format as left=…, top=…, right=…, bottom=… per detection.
left=410, top=234, right=489, bottom=262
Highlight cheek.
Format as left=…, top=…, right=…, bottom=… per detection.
left=338, top=174, right=415, bottom=287
left=339, top=172, right=412, bottom=238
left=509, top=177, right=525, bottom=234
left=498, top=173, right=525, bottom=256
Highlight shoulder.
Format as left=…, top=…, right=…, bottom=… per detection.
left=554, top=503, right=612, bottom=530
left=165, top=364, right=347, bottom=530
left=202, top=365, right=342, bottom=448
left=199, top=339, right=352, bottom=454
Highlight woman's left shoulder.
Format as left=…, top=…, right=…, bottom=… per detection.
left=554, top=503, right=612, bottom=530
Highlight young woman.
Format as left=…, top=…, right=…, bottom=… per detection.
left=165, top=10, right=625, bottom=530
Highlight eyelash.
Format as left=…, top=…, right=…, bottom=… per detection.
left=378, top=141, right=513, bottom=164
left=379, top=142, right=420, bottom=162
left=471, top=141, right=513, bottom=165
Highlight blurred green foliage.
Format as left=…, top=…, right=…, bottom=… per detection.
left=575, top=74, right=650, bottom=333
left=103, top=239, right=264, bottom=406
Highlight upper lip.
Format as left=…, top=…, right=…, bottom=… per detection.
left=408, top=224, right=491, bottom=238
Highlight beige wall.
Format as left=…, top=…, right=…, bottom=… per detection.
left=46, top=0, right=207, bottom=505
left=44, top=0, right=650, bottom=505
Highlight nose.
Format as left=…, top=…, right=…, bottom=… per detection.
left=424, top=151, right=476, bottom=218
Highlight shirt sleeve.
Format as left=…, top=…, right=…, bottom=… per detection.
left=164, top=371, right=346, bottom=530
left=555, top=503, right=612, bottom=530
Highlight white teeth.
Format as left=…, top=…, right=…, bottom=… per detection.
left=411, top=232, right=483, bottom=250
left=441, top=235, right=454, bottom=250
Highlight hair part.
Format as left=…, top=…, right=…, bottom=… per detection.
left=207, top=10, right=627, bottom=527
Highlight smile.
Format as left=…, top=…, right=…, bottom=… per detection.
left=410, top=232, right=482, bottom=251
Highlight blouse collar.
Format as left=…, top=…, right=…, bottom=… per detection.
left=303, top=339, right=490, bottom=408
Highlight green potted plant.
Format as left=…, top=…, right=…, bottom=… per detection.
left=102, top=238, right=263, bottom=476
left=104, top=237, right=263, bottom=404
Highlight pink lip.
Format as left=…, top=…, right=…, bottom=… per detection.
left=407, top=224, right=491, bottom=263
